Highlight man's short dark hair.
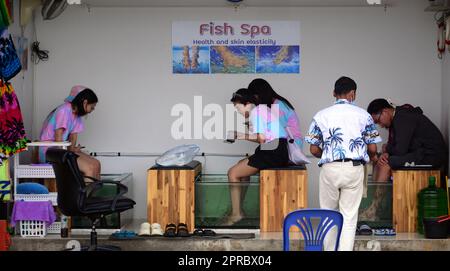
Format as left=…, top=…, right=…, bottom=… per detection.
left=367, top=98, right=394, bottom=115
left=334, top=76, right=357, bottom=95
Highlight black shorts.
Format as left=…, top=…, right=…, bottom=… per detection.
left=389, top=149, right=447, bottom=168
left=248, top=138, right=289, bottom=170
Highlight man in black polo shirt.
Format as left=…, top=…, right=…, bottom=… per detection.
left=367, top=98, right=448, bottom=182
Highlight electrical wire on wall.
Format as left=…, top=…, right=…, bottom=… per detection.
left=435, top=11, right=449, bottom=59
left=446, top=12, right=450, bottom=52
left=31, top=41, right=49, bottom=64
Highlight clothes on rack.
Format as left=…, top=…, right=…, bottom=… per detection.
left=0, top=82, right=28, bottom=165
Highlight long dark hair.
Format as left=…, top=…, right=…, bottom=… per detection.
left=247, top=78, right=294, bottom=110
left=71, top=88, right=98, bottom=116
left=230, top=88, right=258, bottom=105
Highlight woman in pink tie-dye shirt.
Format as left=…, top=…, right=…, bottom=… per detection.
left=39, top=85, right=101, bottom=180
left=248, top=78, right=303, bottom=148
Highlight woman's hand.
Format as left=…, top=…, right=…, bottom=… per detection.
left=69, top=144, right=85, bottom=153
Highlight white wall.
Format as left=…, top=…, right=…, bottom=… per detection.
left=443, top=52, right=450, bottom=172
left=33, top=0, right=442, bottom=219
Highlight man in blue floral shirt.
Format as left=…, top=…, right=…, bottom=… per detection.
left=305, top=76, right=381, bottom=251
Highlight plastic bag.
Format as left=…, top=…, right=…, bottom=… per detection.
left=287, top=140, right=311, bottom=165
left=286, top=127, right=310, bottom=165
left=155, top=144, right=200, bottom=166
left=0, top=29, right=22, bottom=82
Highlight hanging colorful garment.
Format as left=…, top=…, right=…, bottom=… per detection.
left=0, top=159, right=10, bottom=202
left=0, top=28, right=22, bottom=82
left=0, top=82, right=28, bottom=164
left=0, top=0, right=11, bottom=29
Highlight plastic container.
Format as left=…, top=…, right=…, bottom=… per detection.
left=47, top=222, right=61, bottom=234
left=19, top=220, right=46, bottom=237
left=423, top=217, right=449, bottom=239
left=19, top=220, right=62, bottom=237
left=417, top=176, right=448, bottom=234
left=14, top=192, right=58, bottom=206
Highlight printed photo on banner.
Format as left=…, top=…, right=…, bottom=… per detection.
left=172, top=46, right=209, bottom=74
left=210, top=46, right=255, bottom=74
left=172, top=21, right=301, bottom=74
left=256, top=46, right=300, bottom=74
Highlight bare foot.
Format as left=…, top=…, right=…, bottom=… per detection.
left=221, top=215, right=244, bottom=226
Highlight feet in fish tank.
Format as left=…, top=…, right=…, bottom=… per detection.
left=220, top=215, right=244, bottom=226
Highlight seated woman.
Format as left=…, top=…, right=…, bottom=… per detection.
left=224, top=88, right=289, bottom=226
left=39, top=85, right=101, bottom=180
left=248, top=78, right=303, bottom=149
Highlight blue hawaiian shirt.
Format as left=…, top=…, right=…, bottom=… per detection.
left=305, top=99, right=382, bottom=166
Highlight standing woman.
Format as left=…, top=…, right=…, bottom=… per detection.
left=225, top=88, right=289, bottom=226
left=39, top=85, right=101, bottom=180
left=248, top=78, right=303, bottom=148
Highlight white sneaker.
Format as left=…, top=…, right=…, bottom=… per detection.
left=138, top=222, right=151, bottom=236
left=151, top=223, right=163, bottom=236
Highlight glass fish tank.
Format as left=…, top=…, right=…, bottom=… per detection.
left=358, top=180, right=393, bottom=228
left=195, top=174, right=260, bottom=229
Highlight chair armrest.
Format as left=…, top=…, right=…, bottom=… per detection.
left=82, top=176, right=102, bottom=198
left=83, top=176, right=129, bottom=212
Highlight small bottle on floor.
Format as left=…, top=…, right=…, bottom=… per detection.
left=61, top=215, right=69, bottom=238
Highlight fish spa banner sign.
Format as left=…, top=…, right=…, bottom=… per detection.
left=172, top=21, right=300, bottom=74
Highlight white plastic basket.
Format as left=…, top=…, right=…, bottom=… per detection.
left=47, top=222, right=62, bottom=234
left=16, top=165, right=55, bottom=178
left=15, top=193, right=58, bottom=206
left=19, top=221, right=62, bottom=237
left=19, top=220, right=47, bottom=237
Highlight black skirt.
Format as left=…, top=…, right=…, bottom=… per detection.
left=248, top=138, right=289, bottom=170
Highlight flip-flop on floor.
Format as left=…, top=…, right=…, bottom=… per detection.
left=356, top=224, right=373, bottom=236
left=373, top=228, right=396, bottom=236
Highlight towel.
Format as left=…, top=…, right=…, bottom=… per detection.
left=11, top=201, right=56, bottom=227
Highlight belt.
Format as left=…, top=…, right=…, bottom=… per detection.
left=333, top=159, right=364, bottom=166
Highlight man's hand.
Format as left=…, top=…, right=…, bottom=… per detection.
left=310, top=145, right=323, bottom=159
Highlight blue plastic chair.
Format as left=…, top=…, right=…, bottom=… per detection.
left=283, top=208, right=344, bottom=251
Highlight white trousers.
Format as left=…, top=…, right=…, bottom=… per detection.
left=319, top=161, right=364, bottom=251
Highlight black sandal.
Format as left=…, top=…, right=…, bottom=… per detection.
left=164, top=223, right=177, bottom=237
left=176, top=223, right=190, bottom=237
left=192, top=228, right=216, bottom=237
left=202, top=229, right=216, bottom=236
left=193, top=229, right=204, bottom=236
left=356, top=224, right=373, bottom=236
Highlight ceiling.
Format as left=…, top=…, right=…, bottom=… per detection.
left=81, top=0, right=390, bottom=7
